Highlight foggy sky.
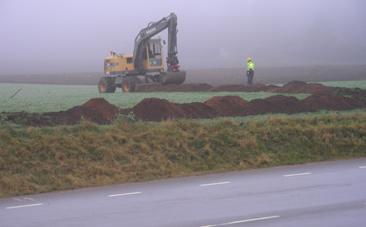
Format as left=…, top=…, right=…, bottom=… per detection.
left=1, top=0, right=365, bottom=74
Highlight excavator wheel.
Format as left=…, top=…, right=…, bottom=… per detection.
left=121, top=77, right=137, bottom=92
left=98, top=77, right=116, bottom=93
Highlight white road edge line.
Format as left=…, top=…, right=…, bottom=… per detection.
left=108, top=192, right=142, bottom=197
left=5, top=203, right=43, bottom=210
left=200, top=215, right=280, bottom=227
left=200, top=181, right=231, bottom=187
left=359, top=166, right=366, bottom=169
left=284, top=172, right=312, bottom=177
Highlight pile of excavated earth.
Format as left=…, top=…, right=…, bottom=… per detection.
left=3, top=81, right=366, bottom=126
left=135, top=80, right=334, bottom=93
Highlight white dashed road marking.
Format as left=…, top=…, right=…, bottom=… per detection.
left=284, top=172, right=312, bottom=177
left=6, top=203, right=43, bottom=210
left=359, top=166, right=366, bottom=169
left=108, top=192, right=142, bottom=197
left=200, top=181, right=231, bottom=187
left=200, top=215, right=280, bottom=227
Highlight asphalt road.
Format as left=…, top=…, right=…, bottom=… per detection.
left=1, top=158, right=366, bottom=227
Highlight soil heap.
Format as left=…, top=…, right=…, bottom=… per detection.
left=211, top=84, right=269, bottom=92
left=56, top=98, right=120, bottom=124
left=269, top=81, right=332, bottom=94
left=302, top=94, right=363, bottom=111
left=4, top=98, right=120, bottom=126
left=245, top=95, right=306, bottom=115
left=205, top=96, right=248, bottom=116
left=132, top=98, right=186, bottom=121
left=134, top=81, right=337, bottom=94
left=132, top=98, right=217, bottom=121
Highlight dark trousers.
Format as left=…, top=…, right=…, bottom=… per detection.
left=247, top=70, right=254, bottom=85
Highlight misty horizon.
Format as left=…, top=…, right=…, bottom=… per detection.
left=1, top=0, right=365, bottom=74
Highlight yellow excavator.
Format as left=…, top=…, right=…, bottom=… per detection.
left=98, top=13, right=186, bottom=93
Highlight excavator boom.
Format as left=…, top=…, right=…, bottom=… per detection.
left=133, top=13, right=181, bottom=74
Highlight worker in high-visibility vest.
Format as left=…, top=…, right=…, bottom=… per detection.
left=246, top=57, right=255, bottom=85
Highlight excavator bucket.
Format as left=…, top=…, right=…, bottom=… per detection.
left=160, top=71, right=186, bottom=85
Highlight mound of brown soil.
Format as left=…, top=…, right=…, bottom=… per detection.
left=132, top=93, right=365, bottom=121
left=4, top=98, right=120, bottom=126
left=179, top=102, right=217, bottom=119
left=271, top=81, right=332, bottom=94
left=244, top=95, right=305, bottom=115
left=132, top=98, right=186, bottom=121
left=210, top=83, right=270, bottom=92
left=332, top=87, right=366, bottom=104
left=301, top=94, right=363, bottom=111
left=132, top=98, right=217, bottom=121
left=205, top=96, right=248, bottom=116
left=57, top=98, right=120, bottom=124
left=136, top=83, right=212, bottom=92
left=133, top=81, right=337, bottom=94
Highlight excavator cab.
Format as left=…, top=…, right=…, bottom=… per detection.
left=143, top=38, right=185, bottom=85
left=144, top=39, right=164, bottom=71
left=146, top=39, right=163, bottom=67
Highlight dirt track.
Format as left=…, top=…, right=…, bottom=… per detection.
left=3, top=81, right=366, bottom=125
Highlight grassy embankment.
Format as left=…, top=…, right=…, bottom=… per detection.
left=1, top=111, right=366, bottom=197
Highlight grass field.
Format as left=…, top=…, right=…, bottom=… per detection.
left=0, top=83, right=308, bottom=113
left=1, top=80, right=366, bottom=113
left=320, top=80, right=366, bottom=89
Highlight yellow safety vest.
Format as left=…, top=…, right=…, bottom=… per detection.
left=247, top=61, right=255, bottom=70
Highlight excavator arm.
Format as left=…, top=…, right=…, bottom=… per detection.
left=133, top=13, right=180, bottom=74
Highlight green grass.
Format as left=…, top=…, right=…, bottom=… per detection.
left=320, top=80, right=366, bottom=89
left=0, top=80, right=366, bottom=112
left=0, top=83, right=308, bottom=113
left=1, top=80, right=365, bottom=113
left=1, top=112, right=366, bottom=197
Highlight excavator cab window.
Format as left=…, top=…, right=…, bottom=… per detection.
left=147, top=40, right=162, bottom=66
left=153, top=43, right=161, bottom=55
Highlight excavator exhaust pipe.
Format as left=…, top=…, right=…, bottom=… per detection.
left=160, top=71, right=186, bottom=85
